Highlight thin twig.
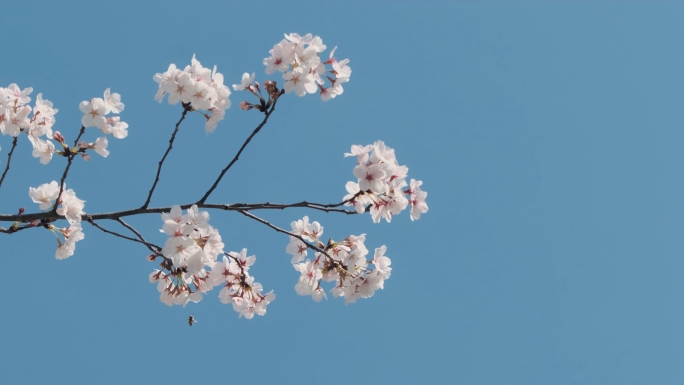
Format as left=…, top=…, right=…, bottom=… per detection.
left=86, top=217, right=163, bottom=255
left=141, top=107, right=190, bottom=209
left=0, top=136, right=18, bottom=189
left=53, top=126, right=87, bottom=210
left=236, top=209, right=332, bottom=260
left=197, top=94, right=282, bottom=204
left=116, top=218, right=164, bottom=256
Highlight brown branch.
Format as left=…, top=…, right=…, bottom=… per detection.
left=236, top=209, right=333, bottom=260
left=0, top=199, right=359, bottom=223
left=0, top=136, right=18, bottom=189
left=53, top=126, right=87, bottom=210
left=197, top=92, right=283, bottom=204
left=116, top=218, right=164, bottom=256
left=86, top=217, right=163, bottom=256
left=141, top=106, right=190, bottom=209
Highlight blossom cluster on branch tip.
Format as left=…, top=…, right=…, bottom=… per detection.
left=153, top=55, right=231, bottom=133
left=150, top=205, right=274, bottom=318
left=286, top=216, right=391, bottom=304
left=343, top=141, right=429, bottom=223
left=264, top=32, right=351, bottom=100
left=0, top=84, right=127, bottom=164
left=28, top=180, right=86, bottom=259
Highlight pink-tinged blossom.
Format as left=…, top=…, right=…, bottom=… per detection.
left=29, top=181, right=59, bottom=210
left=354, top=163, right=388, bottom=193
left=93, top=137, right=109, bottom=157
left=6, top=83, right=33, bottom=106
left=55, top=222, right=84, bottom=260
left=189, top=81, right=216, bottom=111
left=103, top=116, right=128, bottom=139
left=79, top=98, right=107, bottom=129
left=264, top=41, right=294, bottom=74
left=2, top=106, right=31, bottom=137
left=406, top=179, right=429, bottom=221
left=294, top=260, right=322, bottom=298
left=33, top=93, right=57, bottom=137
left=56, top=188, right=86, bottom=224
left=103, top=88, right=124, bottom=114
left=286, top=237, right=309, bottom=264
left=204, top=107, right=224, bottom=133
left=283, top=67, right=316, bottom=97
left=232, top=72, right=255, bottom=91
left=29, top=137, right=55, bottom=164
left=343, top=181, right=368, bottom=214
left=162, top=236, right=200, bottom=267
left=164, top=72, right=194, bottom=105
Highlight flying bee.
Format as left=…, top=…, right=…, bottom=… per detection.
left=188, top=315, right=197, bottom=326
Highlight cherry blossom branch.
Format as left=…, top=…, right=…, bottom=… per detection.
left=0, top=199, right=358, bottom=223
left=197, top=91, right=284, bottom=204
left=141, top=106, right=191, bottom=209
left=116, top=218, right=164, bottom=255
left=53, top=126, right=87, bottom=210
left=86, top=217, right=163, bottom=256
left=0, top=136, right=18, bottom=189
left=236, top=209, right=333, bottom=260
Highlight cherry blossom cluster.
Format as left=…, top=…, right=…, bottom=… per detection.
left=285, top=216, right=391, bottom=304
left=0, top=84, right=127, bottom=165
left=150, top=205, right=274, bottom=317
left=264, top=33, right=351, bottom=101
left=153, top=55, right=231, bottom=132
left=76, top=89, right=127, bottom=160
left=0, top=84, right=59, bottom=164
left=343, top=141, right=429, bottom=223
left=210, top=249, right=275, bottom=319
left=28, top=181, right=86, bottom=259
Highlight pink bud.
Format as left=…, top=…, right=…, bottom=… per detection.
left=18, top=207, right=25, bottom=215
left=80, top=153, right=91, bottom=161
left=106, top=116, right=120, bottom=124
left=78, top=141, right=88, bottom=149
left=147, top=255, right=157, bottom=262
left=239, top=101, right=253, bottom=111
left=53, top=131, right=65, bottom=143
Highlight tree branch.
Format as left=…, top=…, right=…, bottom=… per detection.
left=197, top=93, right=282, bottom=204
left=53, top=126, right=87, bottom=210
left=141, top=106, right=190, bottom=209
left=86, top=217, right=163, bottom=255
left=0, top=136, right=18, bottom=189
left=0, top=199, right=359, bottom=223
left=236, top=209, right=333, bottom=260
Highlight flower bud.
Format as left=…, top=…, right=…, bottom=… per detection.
left=53, top=131, right=65, bottom=143
left=239, top=101, right=253, bottom=111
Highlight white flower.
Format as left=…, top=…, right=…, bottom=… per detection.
left=79, top=98, right=107, bottom=129
left=283, top=67, right=316, bottom=97
left=29, top=137, right=55, bottom=164
left=232, top=72, right=255, bottom=91
left=103, top=88, right=125, bottom=114
left=93, top=137, right=109, bottom=157
left=56, top=187, right=86, bottom=224
left=55, top=222, right=84, bottom=260
left=29, top=181, right=59, bottom=210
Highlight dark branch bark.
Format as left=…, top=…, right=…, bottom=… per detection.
left=0, top=136, right=18, bottom=189
left=53, top=126, right=87, bottom=210
left=0, top=199, right=359, bottom=223
left=197, top=93, right=282, bottom=204
left=141, top=107, right=190, bottom=209
left=87, top=217, right=163, bottom=255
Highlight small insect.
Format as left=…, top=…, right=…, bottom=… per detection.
left=188, top=315, right=197, bottom=326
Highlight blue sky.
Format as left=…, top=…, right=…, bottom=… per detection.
left=2, top=1, right=684, bottom=384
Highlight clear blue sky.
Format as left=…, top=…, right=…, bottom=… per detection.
left=1, top=1, right=684, bottom=384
